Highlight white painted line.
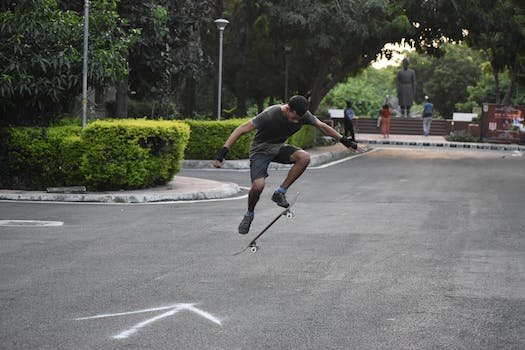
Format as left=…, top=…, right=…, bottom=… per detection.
left=184, top=304, right=223, bottom=325
left=310, top=148, right=378, bottom=169
left=113, top=306, right=185, bottom=339
left=75, top=303, right=223, bottom=340
left=74, top=304, right=182, bottom=320
left=0, top=220, right=64, bottom=226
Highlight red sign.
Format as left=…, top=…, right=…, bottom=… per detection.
left=481, top=104, right=525, bottom=144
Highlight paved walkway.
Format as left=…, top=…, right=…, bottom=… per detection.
left=357, top=133, right=525, bottom=151
left=1, top=133, right=523, bottom=203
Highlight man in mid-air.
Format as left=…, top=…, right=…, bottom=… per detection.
left=213, top=95, right=365, bottom=234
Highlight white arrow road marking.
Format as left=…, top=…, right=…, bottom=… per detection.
left=113, top=306, right=185, bottom=339
left=0, top=220, right=64, bottom=226
left=74, top=304, right=182, bottom=320
left=75, top=303, right=222, bottom=339
left=183, top=304, right=222, bottom=325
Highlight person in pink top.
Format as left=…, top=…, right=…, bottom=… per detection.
left=379, top=104, right=391, bottom=138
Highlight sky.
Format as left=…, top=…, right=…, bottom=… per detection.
left=371, top=43, right=413, bottom=69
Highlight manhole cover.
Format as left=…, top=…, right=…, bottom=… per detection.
left=0, top=220, right=64, bottom=227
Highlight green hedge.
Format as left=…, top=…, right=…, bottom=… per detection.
left=184, top=119, right=253, bottom=159
left=287, top=125, right=316, bottom=149
left=183, top=119, right=316, bottom=160
left=1, top=120, right=190, bottom=191
left=1, top=118, right=315, bottom=190
left=0, top=126, right=84, bottom=189
left=80, top=119, right=190, bottom=190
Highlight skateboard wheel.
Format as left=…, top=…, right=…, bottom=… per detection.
left=286, top=210, right=295, bottom=218
left=250, top=246, right=258, bottom=253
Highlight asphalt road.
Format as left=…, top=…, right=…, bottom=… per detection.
left=1, top=147, right=524, bottom=349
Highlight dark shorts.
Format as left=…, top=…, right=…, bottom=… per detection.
left=249, top=145, right=301, bottom=182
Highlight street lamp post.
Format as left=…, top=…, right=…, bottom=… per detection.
left=214, top=18, right=229, bottom=121
left=82, top=0, right=89, bottom=129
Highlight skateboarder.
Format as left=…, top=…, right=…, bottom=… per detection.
left=213, top=95, right=364, bottom=234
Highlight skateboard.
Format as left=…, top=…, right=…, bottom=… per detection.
left=232, top=193, right=299, bottom=255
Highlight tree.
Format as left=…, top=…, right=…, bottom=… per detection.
left=0, top=0, right=135, bottom=126
left=407, top=44, right=484, bottom=118
left=221, top=1, right=275, bottom=116
left=402, top=0, right=525, bottom=106
left=462, top=0, right=525, bottom=105
left=116, top=1, right=171, bottom=118
left=217, top=0, right=413, bottom=114
left=170, top=0, right=215, bottom=117
left=117, top=0, right=214, bottom=118
left=320, top=66, right=397, bottom=117
left=457, top=63, right=525, bottom=111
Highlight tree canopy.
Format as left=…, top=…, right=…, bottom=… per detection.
left=0, top=0, right=135, bottom=125
left=1, top=0, right=524, bottom=125
left=221, top=0, right=413, bottom=114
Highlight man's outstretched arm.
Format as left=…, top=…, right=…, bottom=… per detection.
left=212, top=120, right=255, bottom=168
left=315, top=119, right=366, bottom=152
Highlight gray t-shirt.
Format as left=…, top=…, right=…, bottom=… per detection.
left=250, top=105, right=318, bottom=156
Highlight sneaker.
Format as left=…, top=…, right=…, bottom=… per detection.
left=272, top=191, right=290, bottom=208
left=238, top=214, right=254, bottom=234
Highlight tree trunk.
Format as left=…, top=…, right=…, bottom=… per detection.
left=115, top=77, right=128, bottom=118
left=94, top=88, right=106, bottom=119
left=493, top=70, right=501, bottom=104
left=234, top=24, right=248, bottom=117
left=214, top=0, right=223, bottom=18
left=183, top=76, right=196, bottom=118
left=502, top=73, right=516, bottom=106
left=256, top=96, right=264, bottom=113
left=309, top=60, right=355, bottom=114
left=309, top=78, right=347, bottom=113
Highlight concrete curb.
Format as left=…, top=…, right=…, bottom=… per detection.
left=0, top=177, right=241, bottom=204
left=361, top=139, right=525, bottom=151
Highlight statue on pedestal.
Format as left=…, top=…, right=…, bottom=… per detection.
left=396, top=58, right=416, bottom=117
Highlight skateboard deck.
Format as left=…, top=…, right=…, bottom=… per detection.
left=232, top=193, right=299, bottom=255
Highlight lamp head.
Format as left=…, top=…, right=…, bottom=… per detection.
left=214, top=18, right=229, bottom=31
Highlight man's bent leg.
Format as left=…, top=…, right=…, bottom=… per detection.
left=281, top=150, right=310, bottom=189
left=272, top=150, right=310, bottom=207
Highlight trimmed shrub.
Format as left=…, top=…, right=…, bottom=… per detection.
left=184, top=119, right=253, bottom=160
left=46, top=126, right=86, bottom=186
left=80, top=119, right=190, bottom=190
left=0, top=126, right=83, bottom=190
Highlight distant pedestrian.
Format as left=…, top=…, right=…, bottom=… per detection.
left=422, top=96, right=433, bottom=136
left=343, top=100, right=356, bottom=140
left=379, top=104, right=391, bottom=138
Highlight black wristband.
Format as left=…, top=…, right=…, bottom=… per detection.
left=340, top=136, right=357, bottom=149
left=216, top=147, right=229, bottom=161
